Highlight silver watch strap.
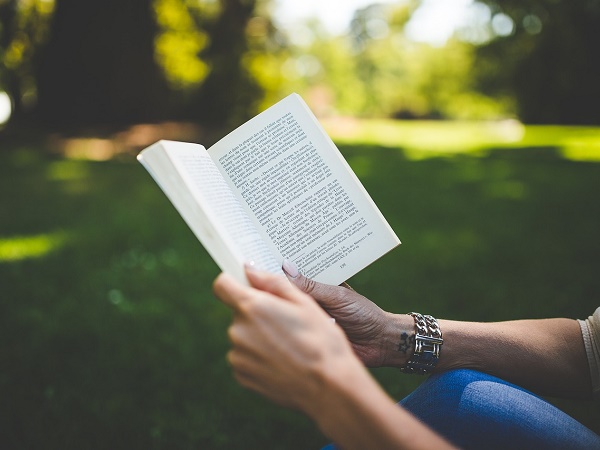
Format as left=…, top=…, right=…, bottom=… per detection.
left=400, top=312, right=443, bottom=375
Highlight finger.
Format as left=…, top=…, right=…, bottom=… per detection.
left=228, top=349, right=285, bottom=398
left=213, top=272, right=253, bottom=311
left=231, top=368, right=293, bottom=409
left=227, top=348, right=265, bottom=377
left=339, top=282, right=355, bottom=291
left=227, top=353, right=268, bottom=395
left=227, top=320, right=272, bottom=359
left=244, top=264, right=314, bottom=306
left=282, top=259, right=349, bottom=307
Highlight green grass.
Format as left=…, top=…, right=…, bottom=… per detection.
left=1, top=123, right=600, bottom=448
left=323, top=118, right=600, bottom=161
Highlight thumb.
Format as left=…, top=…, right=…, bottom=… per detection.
left=282, top=259, right=347, bottom=308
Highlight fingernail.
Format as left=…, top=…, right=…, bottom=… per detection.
left=245, top=261, right=257, bottom=271
left=282, top=259, right=299, bottom=278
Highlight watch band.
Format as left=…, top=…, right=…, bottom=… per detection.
left=400, top=312, right=443, bottom=375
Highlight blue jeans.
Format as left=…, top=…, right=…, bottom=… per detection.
left=324, top=369, right=600, bottom=449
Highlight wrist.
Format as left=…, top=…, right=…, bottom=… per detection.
left=307, top=356, right=391, bottom=441
left=378, top=312, right=415, bottom=368
left=306, top=349, right=455, bottom=450
left=400, top=313, right=444, bottom=375
left=303, top=352, right=370, bottom=423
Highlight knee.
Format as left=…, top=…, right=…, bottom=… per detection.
left=400, top=368, right=529, bottom=429
left=400, top=370, right=600, bottom=449
left=401, top=369, right=489, bottom=412
left=401, top=369, right=538, bottom=434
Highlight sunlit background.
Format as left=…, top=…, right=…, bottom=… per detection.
left=275, top=0, right=474, bottom=45
left=1, top=1, right=599, bottom=448
left=2, top=0, right=598, bottom=136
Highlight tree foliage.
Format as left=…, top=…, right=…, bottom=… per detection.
left=273, top=2, right=509, bottom=121
left=0, top=0, right=54, bottom=121
left=0, top=0, right=272, bottom=131
left=471, top=0, right=600, bottom=124
left=35, top=0, right=171, bottom=129
left=1, top=0, right=599, bottom=130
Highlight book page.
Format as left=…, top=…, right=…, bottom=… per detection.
left=138, top=141, right=283, bottom=284
left=208, top=94, right=400, bottom=285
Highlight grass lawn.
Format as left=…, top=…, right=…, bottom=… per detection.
left=1, top=122, right=600, bottom=448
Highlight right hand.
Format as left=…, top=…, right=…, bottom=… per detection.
left=283, top=260, right=410, bottom=368
left=213, top=267, right=362, bottom=415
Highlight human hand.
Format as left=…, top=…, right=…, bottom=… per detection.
left=214, top=266, right=455, bottom=450
left=213, top=265, right=365, bottom=416
left=282, top=260, right=412, bottom=368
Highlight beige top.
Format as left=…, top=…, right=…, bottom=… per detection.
left=578, top=307, right=600, bottom=400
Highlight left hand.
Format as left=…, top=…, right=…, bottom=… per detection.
left=283, top=261, right=409, bottom=368
left=213, top=265, right=362, bottom=415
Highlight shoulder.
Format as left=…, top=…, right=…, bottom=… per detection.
left=579, top=307, right=600, bottom=400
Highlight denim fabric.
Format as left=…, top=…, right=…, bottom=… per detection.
left=400, top=369, right=600, bottom=450
left=322, top=369, right=600, bottom=449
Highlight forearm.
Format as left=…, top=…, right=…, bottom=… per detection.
left=309, top=359, right=455, bottom=450
left=379, top=314, right=591, bottom=398
left=435, top=318, right=591, bottom=398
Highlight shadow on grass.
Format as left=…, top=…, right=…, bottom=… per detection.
left=1, top=143, right=599, bottom=448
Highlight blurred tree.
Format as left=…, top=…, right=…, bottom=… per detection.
left=344, top=1, right=510, bottom=119
left=281, top=2, right=425, bottom=118
left=187, top=0, right=268, bottom=129
left=0, top=0, right=55, bottom=124
left=151, top=0, right=282, bottom=130
left=471, top=0, right=600, bottom=124
left=241, top=8, right=290, bottom=113
left=35, top=0, right=172, bottom=129
left=345, top=2, right=425, bottom=116
left=153, top=0, right=216, bottom=91
left=280, top=1, right=507, bottom=120
left=0, top=0, right=272, bottom=132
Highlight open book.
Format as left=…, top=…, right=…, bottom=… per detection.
left=137, top=93, right=400, bottom=285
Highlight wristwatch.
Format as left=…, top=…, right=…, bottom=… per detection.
left=400, top=312, right=443, bottom=375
